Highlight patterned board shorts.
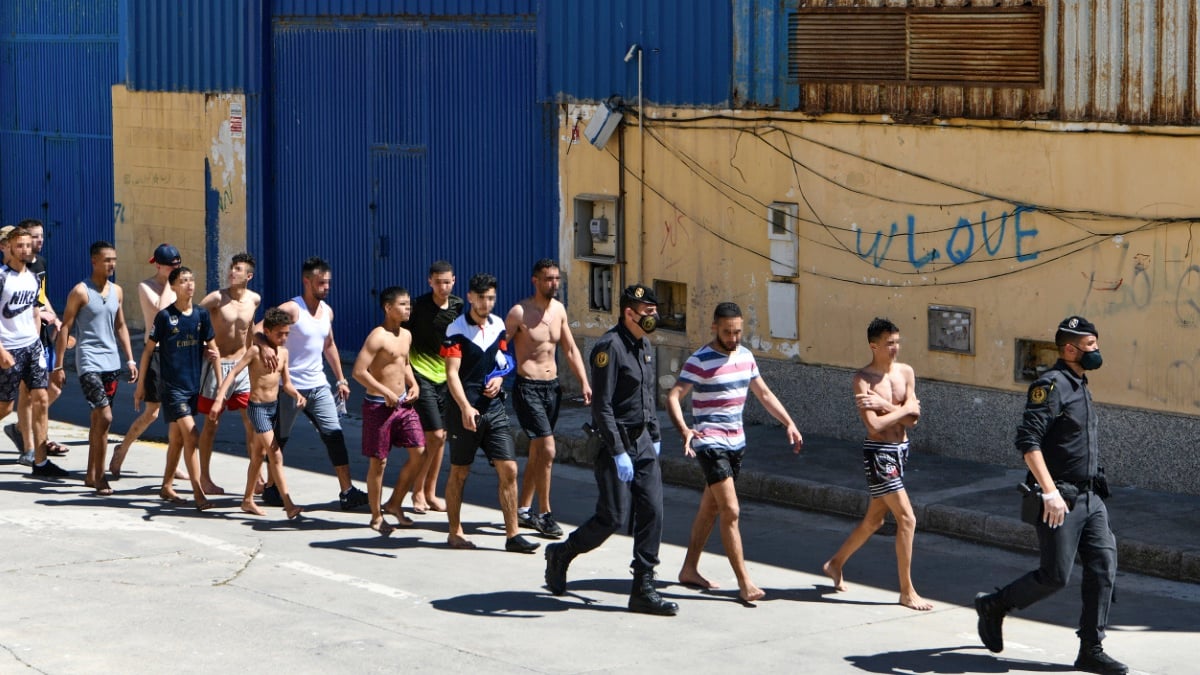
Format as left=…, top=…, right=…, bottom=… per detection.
left=0, top=342, right=47, bottom=401
left=863, top=439, right=910, bottom=498
left=79, top=370, right=120, bottom=409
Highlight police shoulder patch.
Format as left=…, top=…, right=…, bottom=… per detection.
left=1029, top=386, right=1048, bottom=404
left=594, top=351, right=609, bottom=368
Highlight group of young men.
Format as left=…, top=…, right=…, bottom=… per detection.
left=1, top=230, right=1126, bottom=672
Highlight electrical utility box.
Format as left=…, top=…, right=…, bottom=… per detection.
left=584, top=101, right=622, bottom=149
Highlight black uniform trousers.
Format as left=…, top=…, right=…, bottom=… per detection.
left=566, top=427, right=664, bottom=573
left=998, top=489, right=1117, bottom=643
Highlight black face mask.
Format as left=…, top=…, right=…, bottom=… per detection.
left=637, top=312, right=659, bottom=334
left=1079, top=348, right=1103, bottom=371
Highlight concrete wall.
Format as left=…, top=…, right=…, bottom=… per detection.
left=559, top=106, right=1200, bottom=494
left=112, top=85, right=247, bottom=330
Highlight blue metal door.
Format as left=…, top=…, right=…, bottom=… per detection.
left=268, top=15, right=556, bottom=347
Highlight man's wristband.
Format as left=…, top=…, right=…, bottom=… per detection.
left=52, top=366, right=64, bottom=373
left=335, top=378, right=349, bottom=387
left=1040, top=489, right=1060, bottom=501
left=127, top=360, right=137, bottom=366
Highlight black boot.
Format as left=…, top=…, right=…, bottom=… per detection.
left=628, top=570, right=679, bottom=616
left=1074, top=640, right=1128, bottom=675
left=544, top=541, right=575, bottom=596
left=974, top=591, right=1010, bottom=653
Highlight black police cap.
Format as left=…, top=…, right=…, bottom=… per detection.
left=621, top=284, right=658, bottom=305
left=1058, top=315, right=1098, bottom=338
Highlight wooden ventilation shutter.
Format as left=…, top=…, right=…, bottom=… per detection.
left=788, top=7, right=1044, bottom=87
left=909, top=10, right=1043, bottom=86
left=789, top=10, right=906, bottom=83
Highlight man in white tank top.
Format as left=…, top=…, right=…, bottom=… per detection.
left=260, top=257, right=367, bottom=510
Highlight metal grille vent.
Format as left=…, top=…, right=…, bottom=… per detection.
left=789, top=7, right=1043, bottom=88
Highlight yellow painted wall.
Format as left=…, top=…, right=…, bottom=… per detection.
left=112, top=86, right=247, bottom=330
left=559, top=106, right=1200, bottom=416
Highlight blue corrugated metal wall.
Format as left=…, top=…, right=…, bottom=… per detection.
left=274, top=0, right=535, bottom=16
left=268, top=14, right=555, bottom=346
left=539, top=0, right=734, bottom=106
left=0, top=0, right=120, bottom=308
left=124, top=0, right=263, bottom=93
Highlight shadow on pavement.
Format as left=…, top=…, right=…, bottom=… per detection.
left=844, top=645, right=1076, bottom=673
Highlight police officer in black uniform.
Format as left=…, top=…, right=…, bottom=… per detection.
left=975, top=316, right=1126, bottom=675
left=543, top=284, right=678, bottom=616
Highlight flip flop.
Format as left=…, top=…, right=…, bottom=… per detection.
left=45, top=441, right=69, bottom=456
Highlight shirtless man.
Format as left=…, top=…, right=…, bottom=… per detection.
left=110, top=244, right=182, bottom=478
left=208, top=307, right=304, bottom=520
left=196, top=253, right=262, bottom=495
left=351, top=286, right=424, bottom=535
left=823, top=317, right=932, bottom=611
left=505, top=259, right=591, bottom=538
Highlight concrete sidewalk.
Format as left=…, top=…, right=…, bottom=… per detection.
left=15, top=362, right=1200, bottom=584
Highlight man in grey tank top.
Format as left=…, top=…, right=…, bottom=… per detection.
left=52, top=242, right=139, bottom=495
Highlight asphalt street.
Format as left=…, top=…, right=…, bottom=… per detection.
left=0, top=400, right=1195, bottom=674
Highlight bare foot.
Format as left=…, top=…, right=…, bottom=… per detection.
left=241, top=500, right=266, bottom=516
left=84, top=478, right=95, bottom=488
left=425, top=496, right=446, bottom=512
left=174, top=468, right=189, bottom=481
left=822, top=560, right=847, bottom=591
left=159, top=489, right=186, bottom=505
left=195, top=498, right=214, bottom=512
left=900, top=592, right=933, bottom=611
left=678, top=568, right=720, bottom=590
left=285, top=505, right=303, bottom=520
left=370, top=517, right=394, bottom=537
left=201, top=481, right=225, bottom=496
left=739, top=583, right=766, bottom=603
left=94, top=479, right=113, bottom=496
left=383, top=503, right=414, bottom=527
left=409, top=497, right=428, bottom=515
left=253, top=477, right=265, bottom=496
left=109, top=445, right=127, bottom=478
left=447, top=535, right=477, bottom=549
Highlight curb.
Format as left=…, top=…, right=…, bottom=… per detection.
left=518, top=429, right=1198, bottom=584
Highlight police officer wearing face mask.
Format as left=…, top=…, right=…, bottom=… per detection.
left=544, top=284, right=678, bottom=616
left=976, top=316, right=1126, bottom=675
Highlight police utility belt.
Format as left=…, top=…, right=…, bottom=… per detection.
left=1018, top=471, right=1110, bottom=525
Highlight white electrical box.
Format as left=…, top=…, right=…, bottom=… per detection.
left=584, top=102, right=622, bottom=149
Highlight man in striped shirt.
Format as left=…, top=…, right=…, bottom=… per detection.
left=667, top=302, right=802, bottom=603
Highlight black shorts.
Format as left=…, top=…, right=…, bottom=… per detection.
left=413, top=372, right=448, bottom=432
left=142, top=351, right=161, bottom=404
left=513, top=376, right=561, bottom=439
left=79, top=370, right=120, bottom=409
left=163, top=392, right=199, bottom=423
left=694, top=447, right=744, bottom=485
left=446, top=404, right=516, bottom=466
left=0, top=342, right=47, bottom=401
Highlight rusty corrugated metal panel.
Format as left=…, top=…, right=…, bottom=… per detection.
left=909, top=9, right=1043, bottom=87
left=787, top=10, right=906, bottom=83
left=770, top=0, right=1196, bottom=125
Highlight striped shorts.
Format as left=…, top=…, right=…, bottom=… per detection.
left=862, top=439, right=910, bottom=498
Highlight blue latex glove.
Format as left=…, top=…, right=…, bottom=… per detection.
left=614, top=452, right=634, bottom=482
left=652, top=441, right=661, bottom=457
